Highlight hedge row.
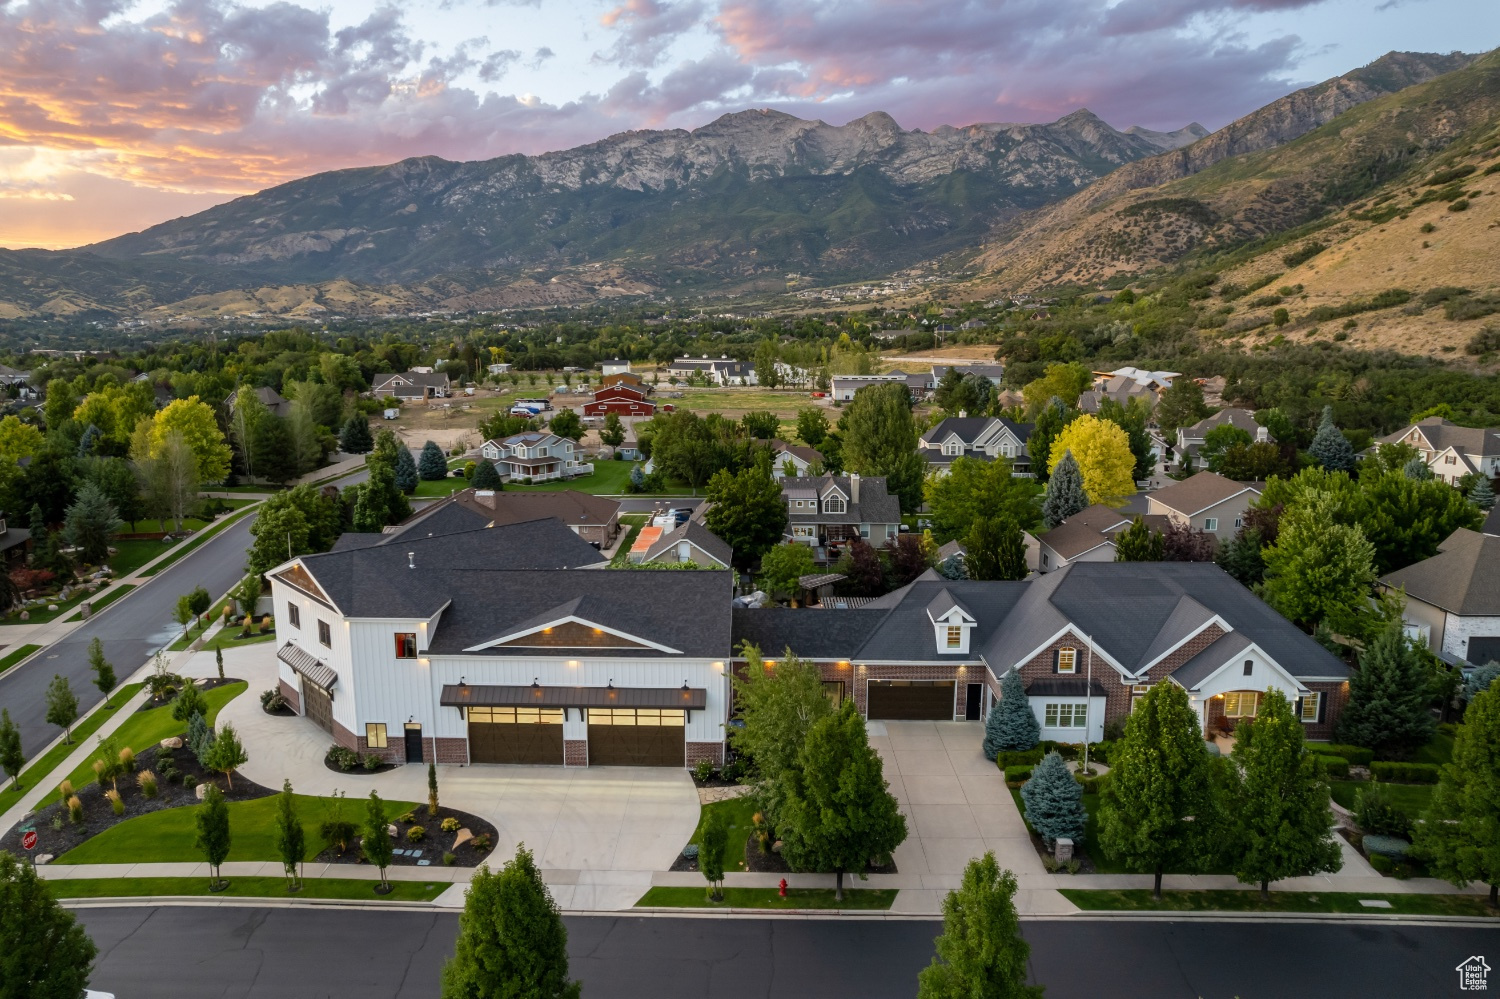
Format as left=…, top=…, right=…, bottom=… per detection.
left=1308, top=743, right=1374, bottom=766
left=1369, top=761, right=1441, bottom=784
left=995, top=740, right=1116, bottom=770
left=1315, top=755, right=1350, bottom=778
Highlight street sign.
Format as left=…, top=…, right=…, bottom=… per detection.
left=21, top=830, right=37, bottom=851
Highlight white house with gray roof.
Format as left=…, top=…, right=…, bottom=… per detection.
left=1380, top=514, right=1500, bottom=666
left=919, top=416, right=1034, bottom=476
left=1376, top=416, right=1500, bottom=485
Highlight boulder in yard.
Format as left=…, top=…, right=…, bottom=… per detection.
left=160, top=737, right=183, bottom=749
left=451, top=828, right=473, bottom=852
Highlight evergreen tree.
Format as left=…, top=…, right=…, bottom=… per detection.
left=984, top=671, right=1040, bottom=758
left=172, top=682, right=208, bottom=722
left=76, top=422, right=102, bottom=457
left=205, top=722, right=250, bottom=790
left=1041, top=450, right=1089, bottom=528
left=363, top=790, right=394, bottom=891
left=441, top=845, right=581, bottom=999
left=629, top=463, right=646, bottom=492
left=1113, top=516, right=1163, bottom=562
left=339, top=415, right=373, bottom=454
left=1464, top=662, right=1500, bottom=703
left=428, top=761, right=440, bottom=817
left=1020, top=751, right=1087, bottom=847
left=274, top=779, right=305, bottom=889
left=1336, top=625, right=1437, bottom=759
left=1026, top=396, right=1072, bottom=484
left=1098, top=682, right=1219, bottom=897
left=1402, top=456, right=1432, bottom=480
left=700, top=806, right=727, bottom=901
left=780, top=702, right=908, bottom=900
left=1215, top=527, right=1266, bottom=586
left=964, top=517, right=1027, bottom=582
left=0, top=709, right=24, bottom=790
left=215, top=646, right=224, bottom=681
left=393, top=443, right=419, bottom=494
left=418, top=440, right=448, bottom=481
left=1414, top=684, right=1500, bottom=908
left=1308, top=406, right=1355, bottom=473
left=250, top=416, right=299, bottom=484
left=470, top=459, right=503, bottom=490
left=0, top=851, right=98, bottom=999
left=917, top=852, right=1042, bottom=999
left=195, top=783, right=232, bottom=889
left=44, top=674, right=78, bottom=743
left=1471, top=475, right=1496, bottom=511
left=1228, top=689, right=1342, bottom=897
left=1154, top=378, right=1211, bottom=440
left=88, top=637, right=117, bottom=708
left=188, top=712, right=216, bottom=766
left=61, top=481, right=123, bottom=565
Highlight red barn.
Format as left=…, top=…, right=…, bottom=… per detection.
left=583, top=383, right=656, bottom=417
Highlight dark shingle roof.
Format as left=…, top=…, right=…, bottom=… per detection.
left=856, top=579, right=1027, bottom=662
left=642, top=520, right=733, bottom=567
left=1379, top=417, right=1500, bottom=458
left=782, top=475, right=900, bottom=526
left=1171, top=632, right=1254, bottom=688
left=1381, top=528, right=1500, bottom=616
left=731, top=607, right=888, bottom=660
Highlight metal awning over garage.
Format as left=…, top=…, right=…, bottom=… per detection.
left=277, top=642, right=338, bottom=691
left=441, top=683, right=706, bottom=711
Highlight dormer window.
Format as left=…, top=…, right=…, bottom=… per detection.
left=945, top=625, right=962, bottom=648
left=1057, top=648, right=1077, bottom=674
left=823, top=497, right=846, bottom=514
left=943, top=442, right=962, bottom=456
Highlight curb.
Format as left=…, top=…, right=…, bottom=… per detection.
left=0, top=642, right=48, bottom=680
left=61, top=896, right=448, bottom=913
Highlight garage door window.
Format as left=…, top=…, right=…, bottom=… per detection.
left=468, top=707, right=564, bottom=724
left=588, top=708, right=684, bottom=726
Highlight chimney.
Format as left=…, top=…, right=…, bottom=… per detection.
left=849, top=472, right=861, bottom=504
left=407, top=552, right=416, bottom=569
left=474, top=489, right=497, bottom=508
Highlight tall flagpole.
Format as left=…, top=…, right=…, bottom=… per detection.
left=1083, top=634, right=1093, bottom=774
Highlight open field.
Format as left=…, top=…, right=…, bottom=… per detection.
left=665, top=387, right=816, bottom=421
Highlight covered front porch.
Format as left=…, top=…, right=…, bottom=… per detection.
left=1183, top=657, right=1312, bottom=746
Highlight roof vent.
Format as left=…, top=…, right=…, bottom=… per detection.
left=407, top=552, right=415, bottom=569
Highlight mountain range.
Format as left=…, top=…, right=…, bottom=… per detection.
left=0, top=49, right=1491, bottom=321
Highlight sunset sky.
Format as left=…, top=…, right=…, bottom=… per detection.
left=1, top=0, right=1494, bottom=250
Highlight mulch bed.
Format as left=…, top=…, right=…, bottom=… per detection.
left=313, top=805, right=500, bottom=868
left=690, top=774, right=744, bottom=789
left=262, top=701, right=296, bottom=718
left=742, top=835, right=896, bottom=875
left=323, top=749, right=401, bottom=776
left=1018, top=824, right=1098, bottom=874
left=0, top=742, right=271, bottom=862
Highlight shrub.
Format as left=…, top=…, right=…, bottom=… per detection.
left=182, top=775, right=197, bottom=789
left=1465, top=325, right=1500, bottom=355
left=995, top=747, right=1045, bottom=769
left=1361, top=833, right=1412, bottom=858
left=1369, top=761, right=1440, bottom=783
left=137, top=771, right=158, bottom=799
left=1004, top=765, right=1034, bottom=784
left=67, top=795, right=83, bottom=824
left=1282, top=242, right=1327, bottom=268
left=1420, top=222, right=1437, bottom=234
left=441, top=817, right=461, bottom=833
left=58, top=778, right=73, bottom=799
left=260, top=687, right=286, bottom=712
left=328, top=745, right=359, bottom=772
left=362, top=754, right=381, bottom=771
left=1448, top=199, right=1470, bottom=212
left=1041, top=855, right=1060, bottom=873
left=1315, top=755, right=1350, bottom=778
left=1310, top=744, right=1374, bottom=766
left=471, top=833, right=492, bottom=852
left=398, top=811, right=417, bottom=824
left=1354, top=785, right=1413, bottom=838
left=443, top=852, right=457, bottom=866
left=1075, top=772, right=1110, bottom=795
left=106, top=789, right=124, bottom=816
left=118, top=746, right=134, bottom=771
left=406, top=826, right=426, bottom=843
left=1019, top=752, right=1087, bottom=846
left=1065, top=859, right=1081, bottom=874
left=692, top=759, right=715, bottom=783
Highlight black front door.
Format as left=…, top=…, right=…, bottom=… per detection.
left=404, top=724, right=424, bottom=764
left=965, top=683, right=984, bottom=721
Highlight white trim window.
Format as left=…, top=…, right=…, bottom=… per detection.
left=823, top=497, right=846, bottom=514
left=1203, top=517, right=1219, bottom=532
left=1044, top=703, right=1087, bottom=728
left=1057, top=648, right=1077, bottom=674
left=1223, top=691, right=1259, bottom=718
left=945, top=625, right=963, bottom=649
left=792, top=526, right=815, bottom=538
left=943, top=442, right=962, bottom=456
left=1299, top=692, right=1321, bottom=722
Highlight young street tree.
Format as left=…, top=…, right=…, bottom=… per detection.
left=441, top=845, right=581, bottom=999
left=1337, top=625, right=1437, bottom=760
left=700, top=806, right=728, bottom=902
left=45, top=673, right=78, bottom=743
left=0, top=709, right=24, bottom=791
left=839, top=382, right=925, bottom=511
left=984, top=671, right=1040, bottom=759
left=1308, top=406, right=1356, bottom=473
left=88, top=637, right=117, bottom=708
left=1414, top=684, right=1500, bottom=908
left=195, top=782, right=232, bottom=890
left=1021, top=750, right=1087, bottom=848
left=0, top=851, right=98, bottom=999
left=1041, top=449, right=1089, bottom=528
left=1048, top=416, right=1136, bottom=508
left=1098, top=682, right=1219, bottom=897
left=704, top=464, right=787, bottom=569
left=364, top=790, right=394, bottom=892
left=917, top=852, right=1043, bottom=999
left=206, top=722, right=250, bottom=790
left=428, top=761, right=440, bottom=816
left=1229, top=689, right=1342, bottom=897
left=274, top=779, right=305, bottom=890
left=781, top=701, right=908, bottom=900
left=730, top=647, right=831, bottom=821
left=1114, top=516, right=1164, bottom=562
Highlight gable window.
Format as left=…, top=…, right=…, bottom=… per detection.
left=1057, top=648, right=1077, bottom=674
left=1203, top=517, right=1219, bottom=532
left=1223, top=691, right=1258, bottom=718
left=943, top=442, right=962, bottom=456
left=395, top=633, right=417, bottom=659
left=1043, top=703, right=1087, bottom=728
left=287, top=604, right=300, bottom=629
left=317, top=620, right=332, bottom=648
left=946, top=625, right=963, bottom=649
left=1002, top=444, right=1014, bottom=457
left=1299, top=692, right=1321, bottom=722
left=1243, top=660, right=1254, bottom=676
left=366, top=723, right=387, bottom=749
left=1445, top=454, right=1456, bottom=464
left=823, top=497, right=846, bottom=514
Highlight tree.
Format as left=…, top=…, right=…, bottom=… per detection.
left=704, top=464, right=787, bottom=569
left=1308, top=406, right=1355, bottom=473
left=139, top=427, right=199, bottom=531
left=834, top=538, right=886, bottom=596
left=61, top=481, right=123, bottom=564
left=1021, top=362, right=1091, bottom=415
left=1026, top=396, right=1073, bottom=484
left=885, top=533, right=934, bottom=588
left=0, top=851, right=98, bottom=999
left=1098, top=395, right=1155, bottom=482
left=984, top=670, right=1040, bottom=758
left=195, top=782, right=231, bottom=888
left=1464, top=663, right=1500, bottom=704
left=1228, top=689, right=1342, bottom=897
left=1114, top=516, right=1163, bottom=562
left=796, top=407, right=829, bottom=449
left=700, top=806, right=728, bottom=901
left=1154, top=378, right=1210, bottom=440
left=174, top=593, right=195, bottom=638
left=234, top=573, right=263, bottom=619
left=81, top=456, right=144, bottom=529
left=0, top=709, right=24, bottom=790
left=172, top=682, right=208, bottom=722
left=274, top=779, right=305, bottom=889
left=1358, top=470, right=1482, bottom=574
left=1261, top=493, right=1376, bottom=636
left=741, top=410, right=779, bottom=439
left=1048, top=416, right=1135, bottom=507
left=729, top=647, right=831, bottom=822
left=1414, top=684, right=1500, bottom=908
left=349, top=463, right=409, bottom=532
left=758, top=542, right=815, bottom=601
left=418, top=440, right=448, bottom=481
left=839, top=382, right=925, bottom=511
left=1040, top=450, right=1089, bottom=528
left=363, top=790, right=394, bottom=891
left=215, top=646, right=224, bottom=682
left=1200, top=424, right=1252, bottom=473
left=44, top=674, right=78, bottom=743
left=441, top=845, right=581, bottom=999
left=188, top=584, right=211, bottom=619
left=1020, top=751, right=1087, bottom=847
left=600, top=413, right=626, bottom=449
left=1336, top=625, right=1437, bottom=759
left=962, top=516, right=1025, bottom=582
left=87, top=637, right=116, bottom=708
left=228, top=385, right=268, bottom=480
left=754, top=339, right=781, bottom=389
left=926, top=456, right=1041, bottom=539
left=146, top=396, right=232, bottom=482
left=339, top=415, right=373, bottom=454
left=206, top=722, right=250, bottom=790
left=428, top=761, right=440, bottom=817
left=248, top=416, right=299, bottom=485
left=393, top=443, right=419, bottom=493
left=1470, top=475, right=1496, bottom=511
left=286, top=397, right=325, bottom=475
left=1098, top=682, right=1219, bottom=898
left=917, top=852, right=1041, bottom=999
left=470, top=459, right=503, bottom=490
left=1272, top=306, right=1290, bottom=327
left=1162, top=522, right=1217, bottom=562
left=1215, top=527, right=1266, bottom=586
left=1215, top=441, right=1295, bottom=482
left=548, top=409, right=584, bottom=441
left=780, top=702, right=907, bottom=900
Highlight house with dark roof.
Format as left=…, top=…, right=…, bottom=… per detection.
left=931, top=363, right=1005, bottom=385
left=731, top=561, right=1350, bottom=743
left=768, top=439, right=823, bottom=479
left=1174, top=409, right=1271, bottom=468
left=227, top=386, right=292, bottom=419
left=640, top=519, right=733, bottom=569
left=782, top=474, right=900, bottom=561
left=401, top=487, right=621, bottom=548
left=919, top=416, right=1033, bottom=476
left=1145, top=471, right=1261, bottom=542
left=1035, top=504, right=1172, bottom=573
left=268, top=514, right=734, bottom=769
left=372, top=370, right=452, bottom=401
left=1380, top=519, right=1500, bottom=666
left=667, top=356, right=756, bottom=386
left=1376, top=417, right=1500, bottom=485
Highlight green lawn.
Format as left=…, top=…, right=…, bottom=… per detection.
left=1010, top=786, right=1231, bottom=876
left=1415, top=731, right=1454, bottom=767
left=413, top=475, right=472, bottom=497
left=43, top=681, right=247, bottom=806
left=610, top=514, right=650, bottom=568
left=506, top=459, right=639, bottom=495
left=0, top=643, right=41, bottom=676
left=199, top=626, right=278, bottom=654
left=140, top=505, right=258, bottom=577
left=65, top=584, right=135, bottom=622
left=1330, top=780, right=1435, bottom=815
left=60, top=793, right=420, bottom=864
left=109, top=539, right=179, bottom=576
left=0, top=683, right=145, bottom=815
left=2, top=583, right=124, bottom=626
left=1059, top=888, right=1497, bottom=917
left=687, top=796, right=760, bottom=875
left=635, top=886, right=897, bottom=910
left=48, top=876, right=446, bottom=902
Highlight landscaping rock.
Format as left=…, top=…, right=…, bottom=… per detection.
left=46, top=604, right=58, bottom=612
left=194, top=783, right=209, bottom=800
left=452, top=828, right=473, bottom=852
left=35, top=854, right=52, bottom=865
left=160, top=737, right=183, bottom=749
left=387, top=823, right=399, bottom=838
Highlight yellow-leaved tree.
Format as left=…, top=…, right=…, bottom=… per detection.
left=144, top=397, right=233, bottom=483
left=1047, top=415, right=1136, bottom=507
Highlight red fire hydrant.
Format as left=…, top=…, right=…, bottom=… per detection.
left=778, top=878, right=788, bottom=898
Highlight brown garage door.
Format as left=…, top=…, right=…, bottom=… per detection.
left=867, top=680, right=956, bottom=720
left=467, top=707, right=565, bottom=765
left=302, top=680, right=334, bottom=735
left=587, top=708, right=685, bottom=767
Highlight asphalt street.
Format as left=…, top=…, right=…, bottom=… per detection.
left=73, top=907, right=1493, bottom=999
left=0, top=512, right=258, bottom=755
